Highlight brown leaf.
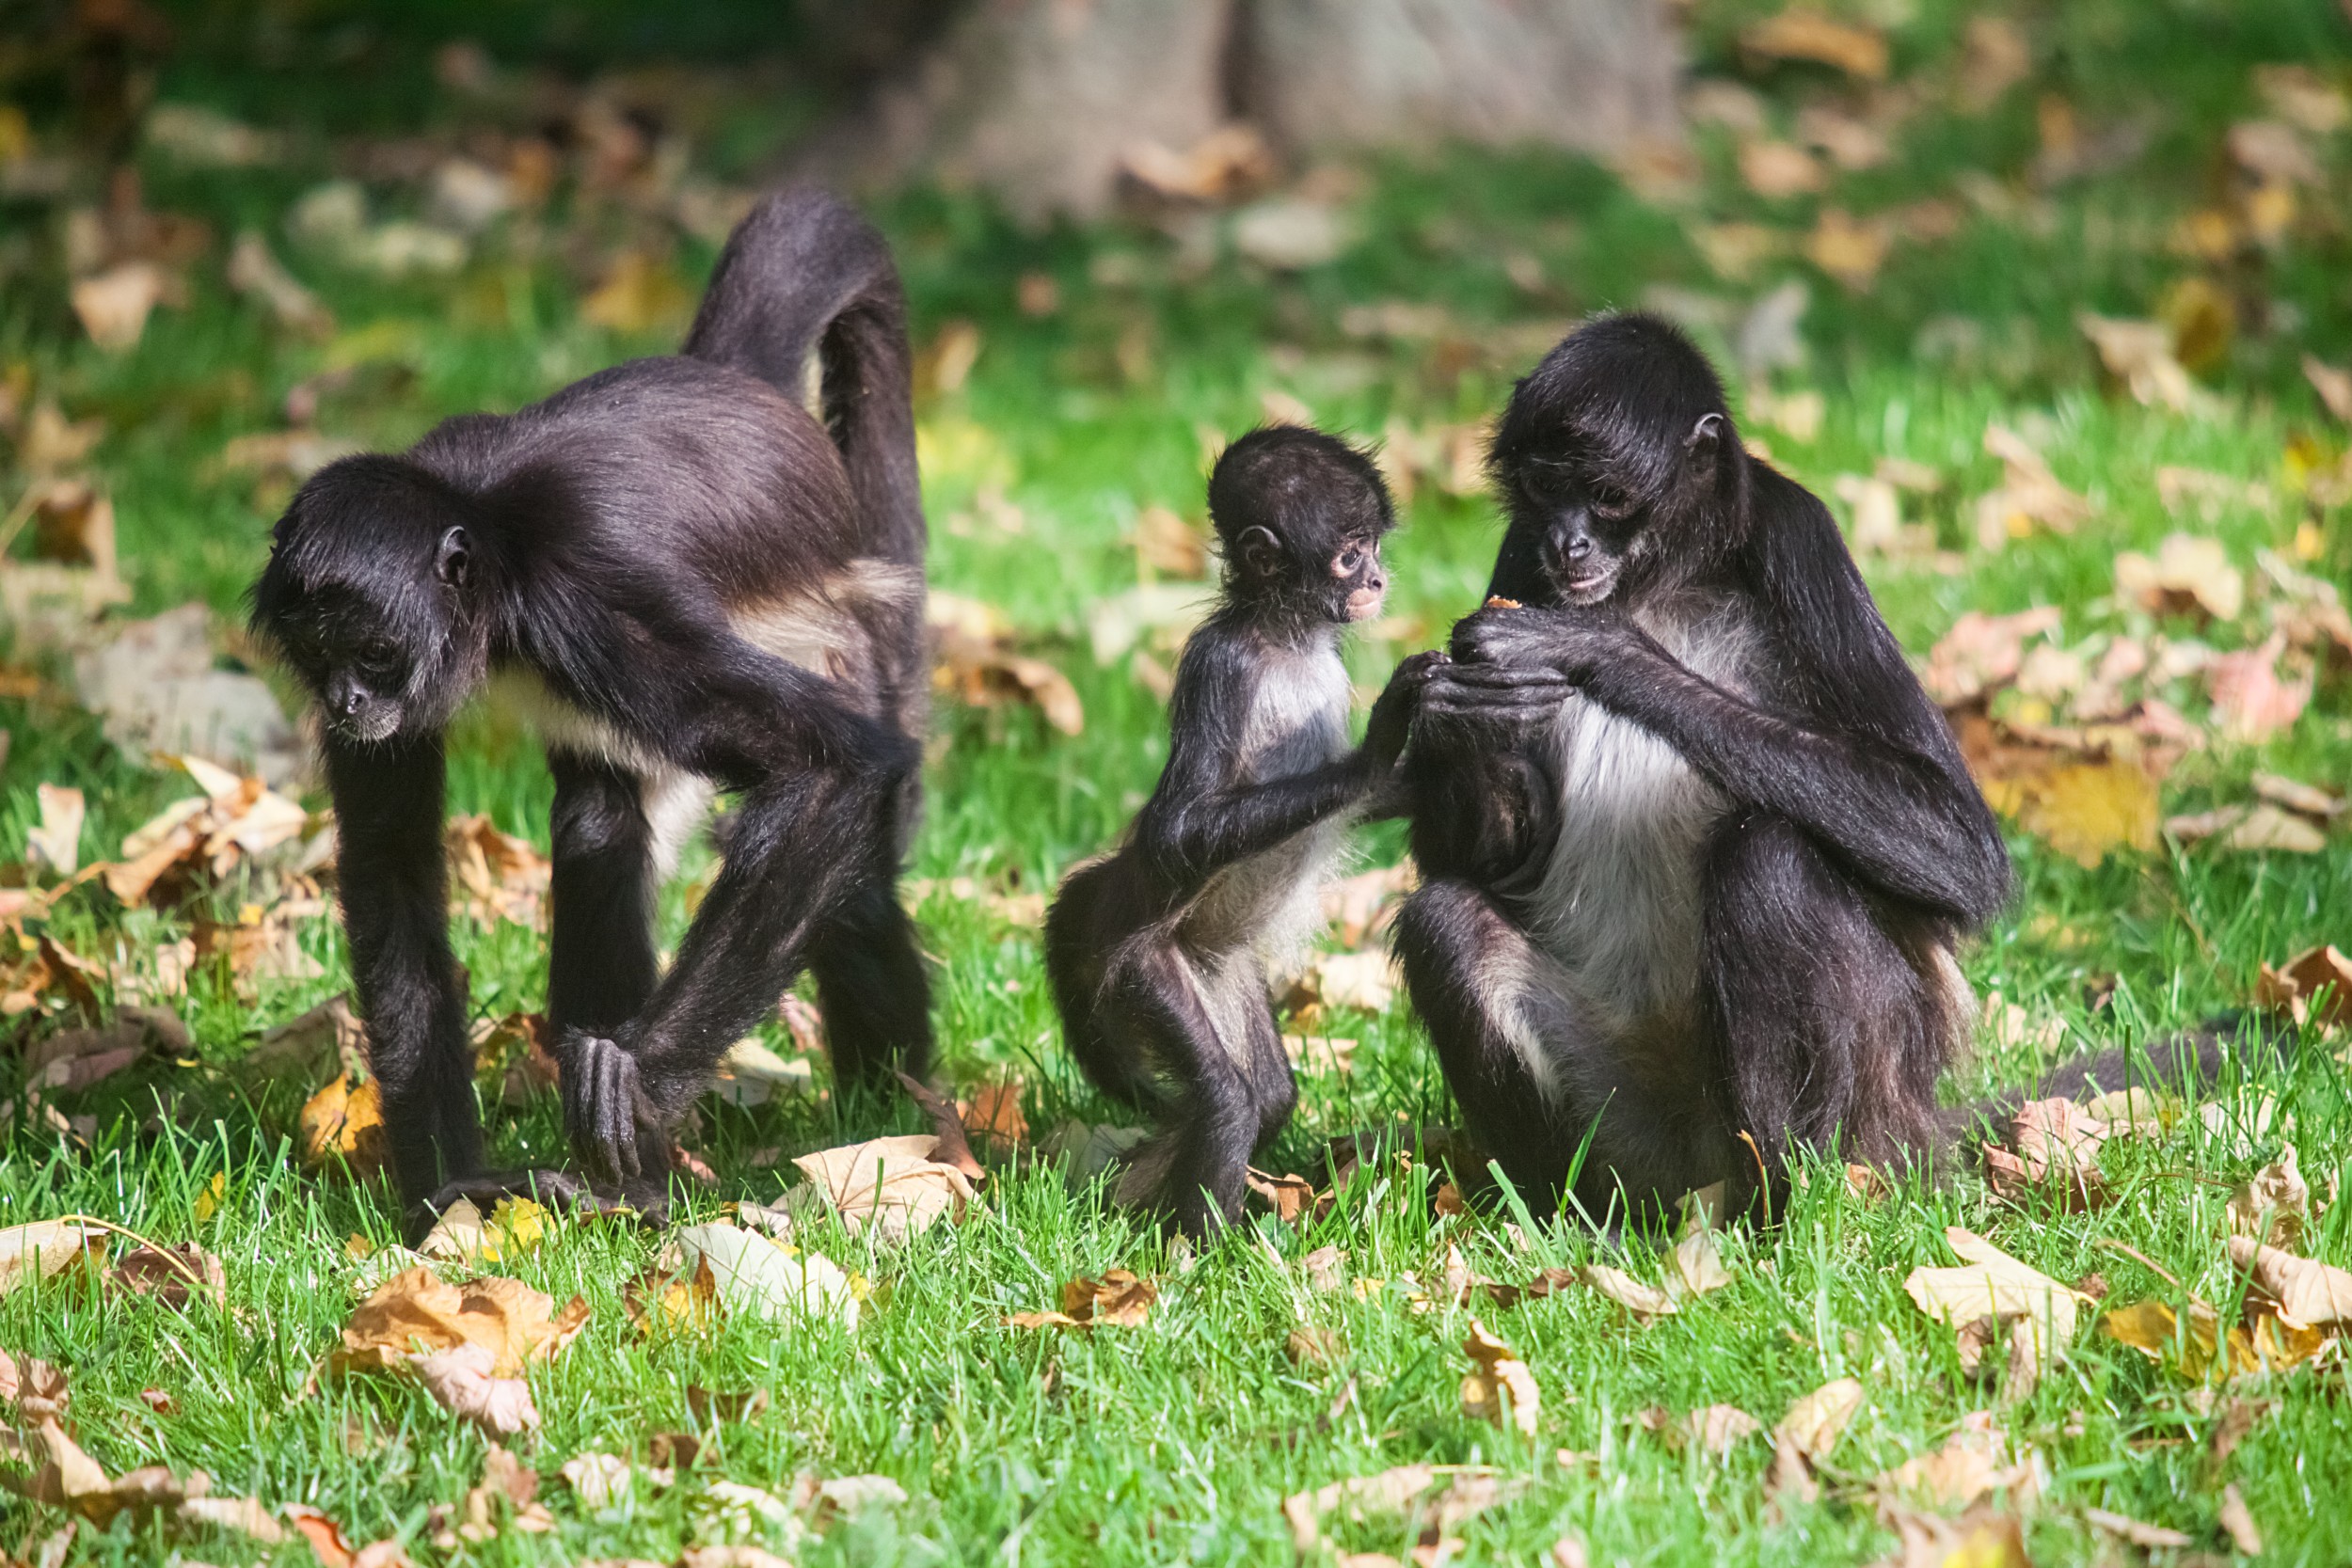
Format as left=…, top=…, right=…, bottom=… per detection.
left=1804, top=209, right=1892, bottom=291
left=1461, top=1319, right=1539, bottom=1437
left=446, top=815, right=549, bottom=928
left=1321, top=862, right=1418, bottom=949
left=1578, top=1263, right=1678, bottom=1321
left=1975, top=425, right=2092, bottom=546
left=71, top=261, right=172, bottom=350
left=1280, top=1464, right=1517, bottom=1556
left=1302, top=1244, right=1348, bottom=1294
left=894, top=1074, right=988, bottom=1180
left=1131, top=505, right=1210, bottom=578
left=284, top=1505, right=361, bottom=1568
left=25, top=784, right=85, bottom=877
left=299, top=1074, right=389, bottom=1178
left=1286, top=1326, right=1343, bottom=1368
left=410, top=1341, right=538, bottom=1435
left=1118, top=123, right=1276, bottom=205
left=1775, top=1377, right=1866, bottom=1461
left=1682, top=1403, right=1760, bottom=1459
left=1876, top=1503, right=2031, bottom=1568
left=2256, top=943, right=2352, bottom=1029
left=1007, top=1269, right=1157, bottom=1331
left=1739, top=139, right=1827, bottom=199
left=1922, top=608, right=2065, bottom=706
left=793, top=1132, right=977, bottom=1241
left=2084, top=1507, right=2192, bottom=1549
left=2114, top=532, right=2244, bottom=622
left=2205, top=634, right=2312, bottom=742
left=2305, top=355, right=2352, bottom=424
left=1872, top=1412, right=2034, bottom=1509
left=2079, top=313, right=2196, bottom=411
left=959, top=1079, right=1028, bottom=1153
left=2229, top=1237, right=2352, bottom=1325
left=558, top=1451, right=634, bottom=1509
left=329, top=1266, right=589, bottom=1381
left=2166, top=802, right=2328, bottom=854
left=2217, top=1483, right=2264, bottom=1555
left=686, top=1384, right=771, bottom=1424
left=0, top=1218, right=106, bottom=1296
left=1904, top=1227, right=2078, bottom=1372
left=1740, top=8, right=1889, bottom=77
left=2229, top=1146, right=2310, bottom=1251
left=106, top=1243, right=224, bottom=1309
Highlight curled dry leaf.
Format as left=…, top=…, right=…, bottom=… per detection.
left=1878, top=1504, right=2031, bottom=1568
left=328, top=1267, right=589, bottom=1381
left=106, top=1243, right=224, bottom=1309
left=893, top=1073, right=987, bottom=1180
left=25, top=784, right=84, bottom=877
left=445, top=815, right=549, bottom=928
left=2114, top=533, right=2244, bottom=623
left=1684, top=1404, right=1761, bottom=1457
left=1131, top=505, right=1210, bottom=578
left=409, top=1341, right=538, bottom=1436
left=299, top=1074, right=389, bottom=1178
left=1979, top=756, right=2159, bottom=868
left=1922, top=607, right=2063, bottom=707
left=1461, top=1318, right=1540, bottom=1437
left=2166, top=801, right=2328, bottom=854
left=1246, top=1167, right=1322, bottom=1224
left=1740, top=8, right=1888, bottom=77
left=959, top=1078, right=1028, bottom=1153
left=1872, top=1412, right=2036, bottom=1510
left=1775, top=1376, right=1866, bottom=1461
left=559, top=1450, right=634, bottom=1510
left=2255, top=944, right=2352, bottom=1029
left=2228, top=1145, right=2310, bottom=1251
left=676, top=1224, right=859, bottom=1328
left=2100, top=1296, right=2325, bottom=1382
left=1280, top=1464, right=1518, bottom=1557
left=1006, top=1269, right=1158, bottom=1331
left=1904, top=1227, right=2079, bottom=1373
left=929, top=596, right=1085, bottom=736
left=418, top=1197, right=549, bottom=1265
left=791, top=1132, right=977, bottom=1241
left=1975, top=425, right=2091, bottom=548
left=2229, top=1237, right=2352, bottom=1326
left=2078, top=313, right=2196, bottom=411
left=2084, top=1507, right=2192, bottom=1549
left=0, top=1219, right=106, bottom=1296
left=2218, top=1484, right=2264, bottom=1555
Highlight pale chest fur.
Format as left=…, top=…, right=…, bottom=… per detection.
left=1180, top=640, right=1354, bottom=964
left=1528, top=597, right=1760, bottom=1031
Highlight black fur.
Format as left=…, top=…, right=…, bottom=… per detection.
left=249, top=189, right=932, bottom=1234
left=1398, top=313, right=2012, bottom=1222
left=1043, top=427, right=1439, bottom=1234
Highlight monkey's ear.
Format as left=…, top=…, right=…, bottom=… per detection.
left=1237, top=524, right=1284, bottom=581
left=1684, top=411, right=1727, bottom=484
left=436, top=526, right=471, bottom=589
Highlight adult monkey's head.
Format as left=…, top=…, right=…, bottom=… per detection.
left=1207, top=424, right=1396, bottom=633
left=1489, top=312, right=1751, bottom=609
left=250, top=455, right=489, bottom=745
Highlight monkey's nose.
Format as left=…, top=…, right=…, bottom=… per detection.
left=1564, top=536, right=1593, bottom=561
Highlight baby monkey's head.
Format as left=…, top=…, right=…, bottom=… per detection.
left=1207, top=425, right=1395, bottom=633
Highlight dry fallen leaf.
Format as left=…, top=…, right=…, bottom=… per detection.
left=2166, top=802, right=2328, bottom=854
left=2101, top=1295, right=2325, bottom=1383
left=2218, top=1483, right=2264, bottom=1555
left=1131, top=505, right=1211, bottom=578
left=2305, top=355, right=2352, bottom=425
left=2230, top=1237, right=2352, bottom=1326
left=1740, top=8, right=1889, bottom=78
left=418, top=1197, right=549, bottom=1266
left=1739, top=139, right=1828, bottom=199
left=410, top=1342, right=538, bottom=1436
left=1877, top=1503, right=2031, bottom=1568
left=1804, top=209, right=1892, bottom=290
left=1460, top=1318, right=1540, bottom=1437
left=1905, top=1227, right=2079, bottom=1373
left=1975, top=425, right=2092, bottom=547
left=71, top=261, right=172, bottom=351
left=1775, top=1376, right=1866, bottom=1461
left=1007, top=1269, right=1158, bottom=1331
left=1281, top=1464, right=1518, bottom=1558
left=959, top=1078, right=1028, bottom=1154
left=676, top=1224, right=859, bottom=1328
left=2114, top=533, right=2245, bottom=623
left=2079, top=313, right=2196, bottom=411
left=2205, top=634, right=2312, bottom=743
left=446, top=815, right=549, bottom=928
left=106, top=1243, right=224, bottom=1309
left=580, top=251, right=691, bottom=334
left=790, top=1132, right=977, bottom=1241
left=25, top=784, right=85, bottom=878
left=559, top=1450, right=635, bottom=1510
left=1577, top=1263, right=1678, bottom=1322
left=1872, top=1412, right=2036, bottom=1510
left=2229, top=1146, right=2311, bottom=1251
left=328, top=1266, right=589, bottom=1381
left=0, top=1218, right=106, bottom=1296
left=1922, top=607, right=2065, bottom=707
left=300, top=1074, right=389, bottom=1178
left=2255, top=944, right=2352, bottom=1029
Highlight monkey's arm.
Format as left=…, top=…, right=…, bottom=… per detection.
left=322, top=733, right=485, bottom=1201
left=1448, top=610, right=2005, bottom=922
left=1138, top=648, right=1439, bottom=882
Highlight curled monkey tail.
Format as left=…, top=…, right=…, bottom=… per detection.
left=682, top=185, right=923, bottom=571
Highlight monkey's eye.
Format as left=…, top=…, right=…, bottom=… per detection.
left=1336, top=546, right=1363, bottom=574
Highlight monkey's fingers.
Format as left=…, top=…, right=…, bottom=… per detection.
left=598, top=1046, right=643, bottom=1181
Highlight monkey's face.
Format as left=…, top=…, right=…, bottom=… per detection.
left=266, top=591, right=428, bottom=745
left=1521, top=460, right=1645, bottom=607
left=1328, top=535, right=1389, bottom=623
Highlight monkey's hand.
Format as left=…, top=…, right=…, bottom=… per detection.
left=558, top=1030, right=670, bottom=1185
left=1365, top=650, right=1450, bottom=766
left=1453, top=605, right=1645, bottom=687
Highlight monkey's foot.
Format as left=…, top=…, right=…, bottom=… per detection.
left=557, top=1030, right=663, bottom=1184
left=405, top=1167, right=670, bottom=1246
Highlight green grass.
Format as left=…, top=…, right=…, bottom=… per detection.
left=5, top=0, right=2352, bottom=1562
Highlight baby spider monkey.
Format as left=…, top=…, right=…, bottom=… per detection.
left=1044, top=426, right=1441, bottom=1234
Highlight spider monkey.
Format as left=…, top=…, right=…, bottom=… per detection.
left=1396, top=312, right=2017, bottom=1223
left=1044, top=427, right=1442, bottom=1234
left=250, top=188, right=931, bottom=1234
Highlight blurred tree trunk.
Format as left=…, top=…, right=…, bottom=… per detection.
left=803, top=0, right=1682, bottom=224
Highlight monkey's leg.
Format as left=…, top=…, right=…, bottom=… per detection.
left=1105, top=943, right=1259, bottom=1235
left=1043, top=860, right=1164, bottom=1112
left=1393, top=878, right=1581, bottom=1206
left=562, top=770, right=880, bottom=1184
left=804, top=875, right=933, bottom=1097
left=1701, top=812, right=1938, bottom=1199
left=546, top=751, right=660, bottom=1038
left=1234, top=965, right=1298, bottom=1155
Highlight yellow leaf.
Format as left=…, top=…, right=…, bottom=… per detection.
left=190, top=1171, right=226, bottom=1224
left=580, top=251, right=691, bottom=334
left=299, top=1075, right=388, bottom=1177
left=2006, top=760, right=2160, bottom=867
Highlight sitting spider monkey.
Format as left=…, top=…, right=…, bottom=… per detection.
left=1395, top=312, right=2014, bottom=1223
left=250, top=189, right=932, bottom=1234
left=1044, top=427, right=1442, bottom=1234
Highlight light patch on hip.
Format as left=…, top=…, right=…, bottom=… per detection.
left=642, top=766, right=715, bottom=882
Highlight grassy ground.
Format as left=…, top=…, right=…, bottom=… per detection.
left=5, top=0, right=2352, bottom=1562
